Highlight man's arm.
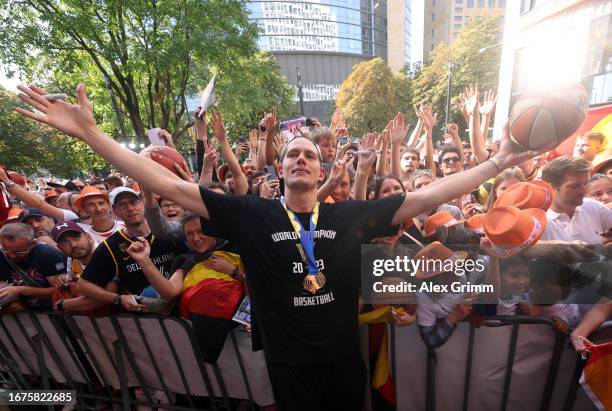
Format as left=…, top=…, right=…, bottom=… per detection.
left=16, top=84, right=208, bottom=219
left=465, top=85, right=489, bottom=163
left=391, top=123, right=546, bottom=225
left=0, top=168, right=67, bottom=220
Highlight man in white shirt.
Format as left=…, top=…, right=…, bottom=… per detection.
left=540, top=156, right=611, bottom=244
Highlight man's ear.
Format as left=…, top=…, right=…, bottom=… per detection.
left=318, top=167, right=326, bottom=184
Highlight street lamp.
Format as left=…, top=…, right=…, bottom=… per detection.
left=297, top=67, right=305, bottom=116
left=479, top=42, right=502, bottom=54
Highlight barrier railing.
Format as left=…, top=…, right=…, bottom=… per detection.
left=0, top=312, right=609, bottom=410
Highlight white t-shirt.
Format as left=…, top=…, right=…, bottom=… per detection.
left=86, top=220, right=124, bottom=247
left=61, top=209, right=80, bottom=221
left=541, top=198, right=612, bottom=244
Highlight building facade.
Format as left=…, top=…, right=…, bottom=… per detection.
left=493, top=0, right=612, bottom=140
left=248, top=0, right=410, bottom=121
left=422, top=0, right=506, bottom=63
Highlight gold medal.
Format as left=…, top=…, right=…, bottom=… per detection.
left=303, top=271, right=326, bottom=293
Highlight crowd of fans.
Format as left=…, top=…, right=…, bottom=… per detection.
left=0, top=82, right=610, bottom=410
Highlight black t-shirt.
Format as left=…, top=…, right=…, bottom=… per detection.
left=0, top=243, right=66, bottom=309
left=81, top=229, right=188, bottom=295
left=199, top=186, right=404, bottom=365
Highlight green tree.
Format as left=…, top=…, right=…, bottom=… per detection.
left=0, top=0, right=294, bottom=150
left=412, top=16, right=502, bottom=134
left=335, top=58, right=413, bottom=136
left=0, top=87, right=107, bottom=176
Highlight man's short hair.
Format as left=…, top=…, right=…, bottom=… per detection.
left=0, top=223, right=35, bottom=242
left=105, top=176, right=123, bottom=188
left=307, top=127, right=336, bottom=145
left=438, top=146, right=462, bottom=163
left=87, top=177, right=107, bottom=189
left=462, top=142, right=472, bottom=149
left=582, top=131, right=605, bottom=145
left=279, top=136, right=324, bottom=164
left=181, top=211, right=200, bottom=229
left=541, top=156, right=592, bottom=188
left=402, top=148, right=420, bottom=158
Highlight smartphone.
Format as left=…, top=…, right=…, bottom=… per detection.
left=146, top=128, right=166, bottom=146
left=339, top=137, right=348, bottom=145
left=264, top=165, right=277, bottom=181
left=279, top=117, right=306, bottom=131
left=259, top=124, right=266, bottom=132
left=238, top=137, right=247, bottom=144
left=305, top=118, right=314, bottom=127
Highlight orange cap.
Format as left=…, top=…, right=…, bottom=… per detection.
left=482, top=206, right=547, bottom=258
left=494, top=180, right=554, bottom=211
left=423, top=211, right=462, bottom=237
left=74, top=186, right=110, bottom=211
left=464, top=214, right=485, bottom=234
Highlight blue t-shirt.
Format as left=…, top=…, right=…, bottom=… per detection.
left=0, top=243, right=67, bottom=309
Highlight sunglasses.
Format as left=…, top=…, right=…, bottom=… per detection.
left=442, top=157, right=460, bottom=165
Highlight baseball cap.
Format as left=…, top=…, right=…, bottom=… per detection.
left=47, top=179, right=79, bottom=192
left=18, top=208, right=45, bottom=223
left=109, top=187, right=140, bottom=207
left=51, top=221, right=85, bottom=242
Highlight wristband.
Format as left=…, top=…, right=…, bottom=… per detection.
left=487, top=157, right=502, bottom=173
left=113, top=294, right=121, bottom=305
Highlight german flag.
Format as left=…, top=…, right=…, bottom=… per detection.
left=580, top=342, right=612, bottom=411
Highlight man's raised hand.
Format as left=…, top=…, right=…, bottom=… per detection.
left=210, top=110, right=227, bottom=141
left=16, top=84, right=97, bottom=140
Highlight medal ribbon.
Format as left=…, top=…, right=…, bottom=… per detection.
left=280, top=197, right=320, bottom=275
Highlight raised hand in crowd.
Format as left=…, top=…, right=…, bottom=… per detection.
left=480, top=88, right=497, bottom=142
left=456, top=92, right=470, bottom=125
left=390, top=112, right=409, bottom=178
left=376, top=128, right=391, bottom=177
left=406, top=103, right=424, bottom=148
left=194, top=107, right=208, bottom=142
left=248, top=129, right=258, bottom=153
left=353, top=132, right=377, bottom=201
left=335, top=132, right=352, bottom=161
left=209, top=110, right=248, bottom=195
left=263, top=107, right=279, bottom=167
left=310, top=117, right=322, bottom=128
left=275, top=133, right=287, bottom=159
left=199, top=141, right=219, bottom=186
left=158, top=129, right=177, bottom=150
left=259, top=177, right=280, bottom=199
left=465, top=84, right=490, bottom=163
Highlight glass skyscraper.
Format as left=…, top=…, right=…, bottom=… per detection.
left=247, top=0, right=390, bottom=120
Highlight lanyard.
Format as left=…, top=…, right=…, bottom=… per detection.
left=280, top=197, right=320, bottom=275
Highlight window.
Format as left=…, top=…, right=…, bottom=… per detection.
left=478, top=0, right=484, bottom=7
left=467, top=0, right=474, bottom=7
left=488, top=0, right=496, bottom=6
left=454, top=23, right=462, bottom=29
left=499, top=0, right=505, bottom=7
left=432, top=12, right=435, bottom=21
left=455, top=7, right=462, bottom=12
left=454, top=16, right=462, bottom=21
left=583, top=14, right=612, bottom=104
left=456, top=0, right=463, bottom=3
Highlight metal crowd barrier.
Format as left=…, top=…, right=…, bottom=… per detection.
left=390, top=316, right=612, bottom=411
left=0, top=312, right=273, bottom=410
left=0, top=313, right=609, bottom=411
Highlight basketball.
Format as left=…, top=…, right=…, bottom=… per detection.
left=7, top=171, right=26, bottom=186
left=140, top=146, right=189, bottom=177
left=509, top=82, right=588, bottom=150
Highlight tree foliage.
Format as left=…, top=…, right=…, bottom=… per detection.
left=335, top=58, right=414, bottom=136
left=0, top=0, right=294, bottom=153
left=411, top=16, right=502, bottom=131
left=0, top=87, right=107, bottom=176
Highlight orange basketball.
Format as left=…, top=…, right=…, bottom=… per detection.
left=509, top=82, right=588, bottom=150
left=140, top=146, right=189, bottom=177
